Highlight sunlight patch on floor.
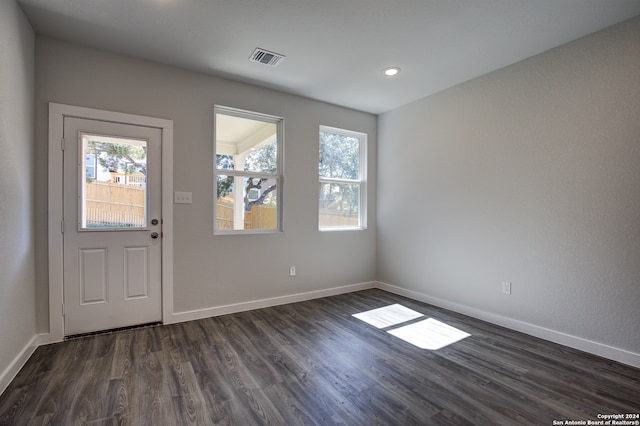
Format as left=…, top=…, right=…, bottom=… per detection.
left=387, top=317, right=471, bottom=350
left=353, top=304, right=471, bottom=350
left=352, top=303, right=423, bottom=328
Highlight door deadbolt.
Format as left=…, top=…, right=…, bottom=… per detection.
left=151, top=218, right=159, bottom=226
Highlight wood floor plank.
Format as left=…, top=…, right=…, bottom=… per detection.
left=1, top=289, right=639, bottom=425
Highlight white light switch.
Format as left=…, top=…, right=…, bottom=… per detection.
left=174, top=192, right=192, bottom=204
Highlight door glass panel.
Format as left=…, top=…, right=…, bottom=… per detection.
left=80, top=132, right=148, bottom=229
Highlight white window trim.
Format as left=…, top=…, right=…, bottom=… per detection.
left=213, top=105, right=284, bottom=235
left=319, top=125, right=367, bottom=231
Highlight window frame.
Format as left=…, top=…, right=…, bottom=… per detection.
left=213, top=105, right=284, bottom=235
left=318, top=125, right=367, bottom=231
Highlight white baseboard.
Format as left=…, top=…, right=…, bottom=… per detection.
left=36, top=332, right=62, bottom=346
left=170, top=281, right=377, bottom=324
left=0, top=335, right=39, bottom=396
left=376, top=281, right=640, bottom=369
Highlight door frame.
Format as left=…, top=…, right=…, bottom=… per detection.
left=46, top=103, right=174, bottom=342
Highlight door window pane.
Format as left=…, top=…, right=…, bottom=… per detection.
left=81, top=133, right=148, bottom=229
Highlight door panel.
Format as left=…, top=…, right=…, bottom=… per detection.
left=123, top=246, right=149, bottom=299
left=63, top=117, right=162, bottom=336
left=79, top=248, right=108, bottom=304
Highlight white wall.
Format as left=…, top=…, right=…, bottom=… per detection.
left=34, top=38, right=377, bottom=330
left=0, top=0, right=37, bottom=388
left=378, top=16, right=640, bottom=361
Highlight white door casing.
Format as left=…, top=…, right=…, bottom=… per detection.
left=46, top=103, right=174, bottom=342
left=63, top=118, right=162, bottom=335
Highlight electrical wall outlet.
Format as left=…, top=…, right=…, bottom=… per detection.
left=174, top=192, right=192, bottom=204
left=502, top=281, right=512, bottom=295
left=289, top=266, right=296, bottom=276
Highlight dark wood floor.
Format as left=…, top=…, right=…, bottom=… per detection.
left=1, top=289, right=639, bottom=425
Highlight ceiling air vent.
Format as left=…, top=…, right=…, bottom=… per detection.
left=249, top=48, right=286, bottom=67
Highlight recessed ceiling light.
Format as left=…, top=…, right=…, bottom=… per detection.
left=384, top=67, right=400, bottom=76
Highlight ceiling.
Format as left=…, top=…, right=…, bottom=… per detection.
left=18, top=0, right=640, bottom=114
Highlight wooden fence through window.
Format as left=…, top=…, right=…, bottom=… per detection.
left=86, top=183, right=356, bottom=230
left=216, top=197, right=277, bottom=230
left=85, top=182, right=146, bottom=227
left=319, top=210, right=359, bottom=227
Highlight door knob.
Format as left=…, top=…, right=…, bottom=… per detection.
left=151, top=232, right=159, bottom=239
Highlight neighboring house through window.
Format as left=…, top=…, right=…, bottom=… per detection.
left=85, top=153, right=97, bottom=180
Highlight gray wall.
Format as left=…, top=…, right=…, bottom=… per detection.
left=378, top=17, right=640, bottom=354
left=18, top=7, right=638, bottom=370
left=34, top=37, right=377, bottom=329
left=0, top=1, right=36, bottom=376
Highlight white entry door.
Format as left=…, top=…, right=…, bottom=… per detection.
left=63, top=117, right=162, bottom=336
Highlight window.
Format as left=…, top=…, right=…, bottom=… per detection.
left=319, top=126, right=366, bottom=230
left=81, top=134, right=148, bottom=229
left=85, top=154, right=97, bottom=180
left=214, top=106, right=283, bottom=234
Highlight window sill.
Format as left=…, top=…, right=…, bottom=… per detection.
left=214, top=229, right=282, bottom=236
left=319, top=226, right=366, bottom=232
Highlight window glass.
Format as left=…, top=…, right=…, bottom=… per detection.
left=319, top=126, right=366, bottom=230
left=214, top=107, right=283, bottom=233
left=319, top=133, right=359, bottom=180
left=81, top=133, right=148, bottom=229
